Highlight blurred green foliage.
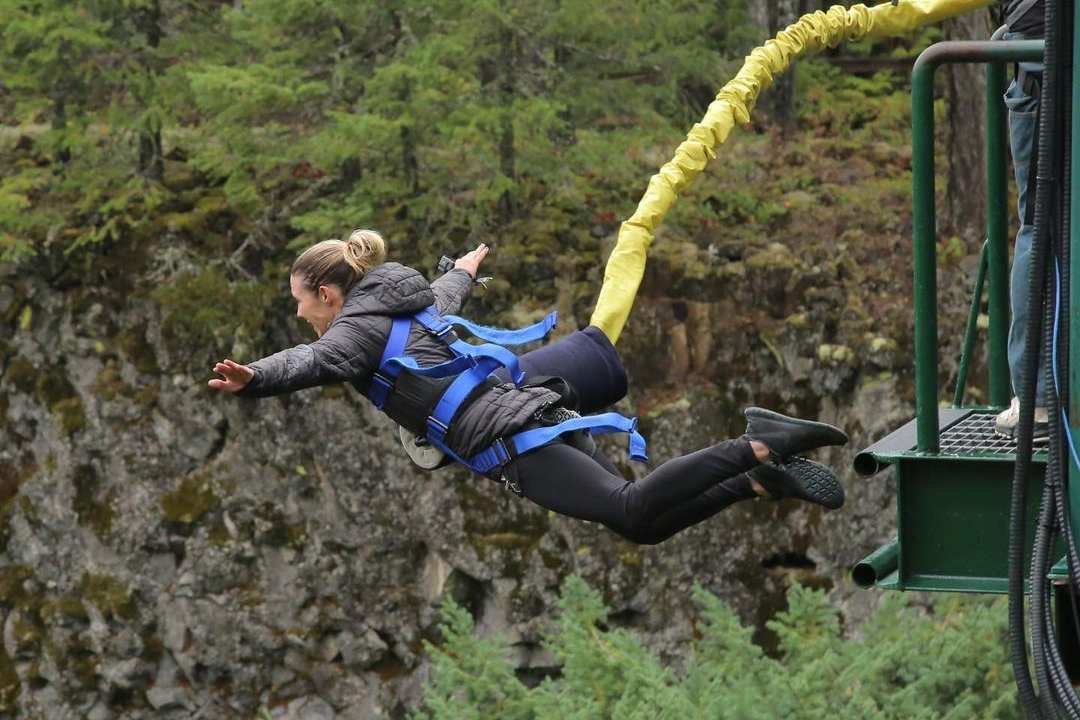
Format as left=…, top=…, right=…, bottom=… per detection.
left=416, top=576, right=1018, bottom=720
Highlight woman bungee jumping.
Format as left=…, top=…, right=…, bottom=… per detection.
left=208, top=229, right=848, bottom=545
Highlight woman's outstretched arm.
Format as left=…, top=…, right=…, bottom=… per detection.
left=208, top=316, right=383, bottom=398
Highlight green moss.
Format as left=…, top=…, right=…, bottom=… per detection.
left=116, top=324, right=159, bottom=375
left=11, top=614, right=41, bottom=650
left=41, top=596, right=90, bottom=624
left=35, top=366, right=76, bottom=406
left=3, top=357, right=36, bottom=393
left=94, top=362, right=131, bottom=401
left=161, top=472, right=220, bottom=524
left=152, top=266, right=273, bottom=371
left=320, top=385, right=347, bottom=401
left=0, top=645, right=19, bottom=714
left=51, top=396, right=86, bottom=436
left=72, top=464, right=114, bottom=538
left=78, top=573, right=136, bottom=621
left=0, top=499, right=12, bottom=554
left=134, top=382, right=159, bottom=408
left=0, top=565, right=36, bottom=608
left=18, top=495, right=39, bottom=529
left=0, top=391, right=7, bottom=419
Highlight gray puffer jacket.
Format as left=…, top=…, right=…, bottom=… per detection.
left=238, top=263, right=561, bottom=463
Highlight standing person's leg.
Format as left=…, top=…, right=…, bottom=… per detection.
left=999, top=52, right=1048, bottom=439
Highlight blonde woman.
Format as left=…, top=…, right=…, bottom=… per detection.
left=209, top=229, right=847, bottom=544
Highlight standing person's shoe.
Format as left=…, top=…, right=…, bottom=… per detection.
left=749, top=456, right=845, bottom=510
left=994, top=396, right=1049, bottom=444
left=743, top=407, right=849, bottom=461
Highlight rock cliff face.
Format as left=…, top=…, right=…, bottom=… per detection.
left=0, top=204, right=982, bottom=718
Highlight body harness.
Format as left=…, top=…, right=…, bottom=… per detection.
left=365, top=307, right=648, bottom=477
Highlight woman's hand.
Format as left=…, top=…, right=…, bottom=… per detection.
left=208, top=359, right=254, bottom=393
left=454, top=243, right=489, bottom=279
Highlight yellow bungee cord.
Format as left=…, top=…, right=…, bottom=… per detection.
left=589, top=0, right=994, bottom=344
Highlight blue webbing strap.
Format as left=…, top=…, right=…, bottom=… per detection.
left=386, top=341, right=525, bottom=384
left=368, top=317, right=412, bottom=409
left=374, top=306, right=647, bottom=477
left=441, top=311, right=558, bottom=346
left=426, top=362, right=499, bottom=446
left=465, top=411, right=649, bottom=475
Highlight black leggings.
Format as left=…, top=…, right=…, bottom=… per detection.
left=504, top=437, right=760, bottom=545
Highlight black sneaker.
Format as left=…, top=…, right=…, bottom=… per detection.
left=749, top=456, right=845, bottom=510
left=744, top=407, right=849, bottom=461
left=993, top=397, right=1049, bottom=444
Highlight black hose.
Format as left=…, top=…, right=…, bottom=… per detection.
left=1009, top=0, right=1061, bottom=714
left=1058, top=8, right=1080, bottom=657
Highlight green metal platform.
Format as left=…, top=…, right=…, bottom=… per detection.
left=854, top=408, right=1054, bottom=593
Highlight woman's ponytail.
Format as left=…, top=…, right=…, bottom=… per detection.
left=342, top=229, right=386, bottom=276
left=291, top=229, right=387, bottom=294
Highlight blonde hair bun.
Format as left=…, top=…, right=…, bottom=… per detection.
left=343, top=229, right=387, bottom=274
left=291, top=228, right=388, bottom=293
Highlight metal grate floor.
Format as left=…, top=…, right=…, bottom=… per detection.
left=938, top=411, right=1018, bottom=457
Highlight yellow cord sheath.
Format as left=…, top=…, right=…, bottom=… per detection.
left=589, top=0, right=994, bottom=344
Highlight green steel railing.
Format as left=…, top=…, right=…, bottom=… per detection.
left=912, top=40, right=1045, bottom=452
left=954, top=240, right=989, bottom=407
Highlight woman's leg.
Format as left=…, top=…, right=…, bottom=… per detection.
left=508, top=438, right=760, bottom=544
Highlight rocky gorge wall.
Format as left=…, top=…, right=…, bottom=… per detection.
left=0, top=146, right=986, bottom=719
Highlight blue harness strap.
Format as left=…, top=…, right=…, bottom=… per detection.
left=367, top=317, right=412, bottom=409
left=464, top=412, right=649, bottom=475
left=370, top=305, right=647, bottom=476
left=441, top=310, right=558, bottom=346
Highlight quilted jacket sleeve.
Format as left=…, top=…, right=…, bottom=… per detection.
left=237, top=315, right=388, bottom=398
left=429, top=269, right=473, bottom=315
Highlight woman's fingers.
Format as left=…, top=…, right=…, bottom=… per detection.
left=209, top=359, right=253, bottom=392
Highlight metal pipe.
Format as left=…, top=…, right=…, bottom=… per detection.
left=955, top=241, right=989, bottom=407
left=852, top=539, right=899, bottom=588
left=987, top=60, right=1011, bottom=407
left=910, top=40, right=1044, bottom=452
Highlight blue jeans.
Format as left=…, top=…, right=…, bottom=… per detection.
left=1004, top=38, right=1046, bottom=405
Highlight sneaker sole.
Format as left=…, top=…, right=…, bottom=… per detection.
left=993, top=428, right=1050, bottom=445
left=751, top=457, right=845, bottom=510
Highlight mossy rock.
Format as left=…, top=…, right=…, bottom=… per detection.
left=51, top=396, right=86, bottom=437
left=3, top=356, right=37, bottom=394
left=116, top=324, right=160, bottom=375
left=161, top=472, right=220, bottom=524
left=0, top=499, right=12, bottom=554
left=745, top=243, right=797, bottom=272
left=40, top=596, right=90, bottom=624
left=0, top=565, right=37, bottom=608
left=35, top=365, right=77, bottom=406
left=152, top=266, right=273, bottom=372
left=78, top=573, right=136, bottom=621
left=0, top=645, right=19, bottom=714
left=72, top=464, right=114, bottom=539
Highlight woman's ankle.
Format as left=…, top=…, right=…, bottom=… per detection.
left=749, top=440, right=771, bottom=463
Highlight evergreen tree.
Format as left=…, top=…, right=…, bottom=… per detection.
left=416, top=577, right=1018, bottom=720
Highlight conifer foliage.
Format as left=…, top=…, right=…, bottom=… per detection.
left=416, top=577, right=1017, bottom=719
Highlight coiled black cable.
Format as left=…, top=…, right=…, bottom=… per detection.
left=1009, top=0, right=1061, bottom=715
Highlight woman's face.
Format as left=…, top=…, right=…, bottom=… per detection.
left=290, top=274, right=343, bottom=338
